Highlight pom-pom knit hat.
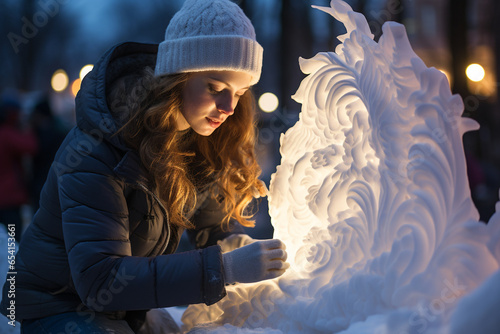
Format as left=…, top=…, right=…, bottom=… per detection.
left=155, top=0, right=263, bottom=85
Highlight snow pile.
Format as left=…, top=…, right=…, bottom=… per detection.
left=181, top=1, right=500, bottom=333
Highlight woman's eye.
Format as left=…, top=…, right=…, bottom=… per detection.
left=208, top=84, right=222, bottom=94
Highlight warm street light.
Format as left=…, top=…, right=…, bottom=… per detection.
left=79, top=64, right=94, bottom=81
left=466, top=63, right=485, bottom=82
left=71, top=78, right=81, bottom=97
left=259, top=92, right=279, bottom=113
left=51, top=69, right=69, bottom=92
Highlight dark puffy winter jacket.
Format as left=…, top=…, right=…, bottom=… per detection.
left=0, top=42, right=243, bottom=322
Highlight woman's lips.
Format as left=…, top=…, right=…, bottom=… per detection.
left=206, top=117, right=223, bottom=128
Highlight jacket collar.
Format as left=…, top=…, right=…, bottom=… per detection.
left=75, top=42, right=159, bottom=152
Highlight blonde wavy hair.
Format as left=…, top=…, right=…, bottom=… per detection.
left=117, top=69, right=264, bottom=230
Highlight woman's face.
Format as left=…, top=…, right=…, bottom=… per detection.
left=179, top=70, right=252, bottom=136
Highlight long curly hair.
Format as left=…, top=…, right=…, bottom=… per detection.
left=117, top=70, right=264, bottom=230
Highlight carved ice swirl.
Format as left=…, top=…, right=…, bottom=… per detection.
left=181, top=1, right=500, bottom=333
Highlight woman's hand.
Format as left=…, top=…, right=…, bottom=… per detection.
left=218, top=233, right=255, bottom=253
left=222, top=239, right=289, bottom=284
left=252, top=179, right=269, bottom=198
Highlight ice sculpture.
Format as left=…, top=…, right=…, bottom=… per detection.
left=181, top=0, right=500, bottom=333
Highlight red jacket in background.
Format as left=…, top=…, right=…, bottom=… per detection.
left=0, top=125, right=38, bottom=208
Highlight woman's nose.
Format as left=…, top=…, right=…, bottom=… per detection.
left=216, top=94, right=236, bottom=115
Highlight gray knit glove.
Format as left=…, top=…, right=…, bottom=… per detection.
left=217, top=234, right=255, bottom=253
left=222, top=239, right=289, bottom=284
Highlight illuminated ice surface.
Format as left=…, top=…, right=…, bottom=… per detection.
left=181, top=0, right=500, bottom=333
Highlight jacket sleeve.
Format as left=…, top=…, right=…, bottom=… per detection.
left=58, top=155, right=225, bottom=311
left=187, top=188, right=246, bottom=249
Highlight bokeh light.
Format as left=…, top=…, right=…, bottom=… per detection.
left=258, top=92, right=279, bottom=113
left=71, top=78, right=82, bottom=97
left=51, top=69, right=69, bottom=92
left=79, top=64, right=94, bottom=81
left=466, top=63, right=485, bottom=82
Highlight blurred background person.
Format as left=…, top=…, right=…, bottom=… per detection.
left=29, top=97, right=67, bottom=212
left=0, top=94, right=38, bottom=242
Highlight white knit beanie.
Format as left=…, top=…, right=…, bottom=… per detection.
left=155, top=0, right=263, bottom=85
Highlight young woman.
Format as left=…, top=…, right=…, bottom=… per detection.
left=0, top=0, right=289, bottom=332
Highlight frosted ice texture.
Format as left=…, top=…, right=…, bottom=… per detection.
left=181, top=0, right=500, bottom=333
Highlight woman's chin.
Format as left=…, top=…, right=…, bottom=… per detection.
left=192, top=127, right=216, bottom=137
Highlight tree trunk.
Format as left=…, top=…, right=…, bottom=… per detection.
left=391, top=0, right=404, bottom=23
left=280, top=0, right=312, bottom=112
left=238, top=0, right=252, bottom=19
left=280, top=0, right=292, bottom=111
left=448, top=0, right=469, bottom=104
left=18, top=0, right=37, bottom=91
